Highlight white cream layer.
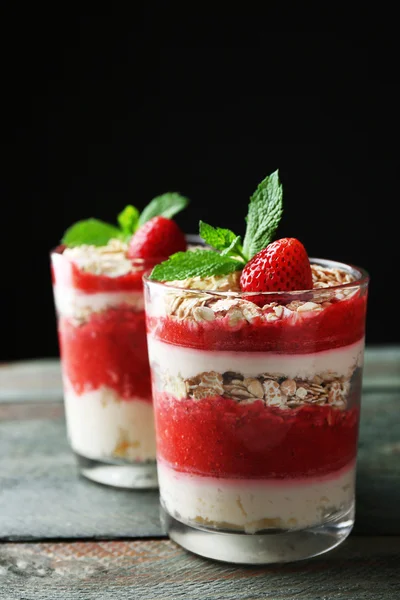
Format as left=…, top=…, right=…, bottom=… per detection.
left=53, top=285, right=144, bottom=319
left=158, top=462, right=355, bottom=533
left=148, top=337, right=364, bottom=380
left=63, top=385, right=156, bottom=462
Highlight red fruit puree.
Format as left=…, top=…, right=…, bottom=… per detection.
left=155, top=393, right=359, bottom=479
left=149, top=291, right=367, bottom=353
left=59, top=307, right=152, bottom=400
left=55, top=259, right=152, bottom=401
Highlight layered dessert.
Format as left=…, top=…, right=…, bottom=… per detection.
left=51, top=195, right=189, bottom=483
left=145, top=170, right=369, bottom=537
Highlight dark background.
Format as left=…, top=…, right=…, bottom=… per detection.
left=2, top=14, right=398, bottom=361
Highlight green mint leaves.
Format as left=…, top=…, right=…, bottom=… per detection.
left=117, top=205, right=140, bottom=238
left=61, top=219, right=122, bottom=247
left=149, top=250, right=244, bottom=281
left=199, top=221, right=237, bottom=250
left=61, top=192, right=189, bottom=247
left=199, top=221, right=246, bottom=260
left=242, top=169, right=283, bottom=259
left=149, top=223, right=247, bottom=281
left=149, top=169, right=284, bottom=282
left=138, top=192, right=190, bottom=227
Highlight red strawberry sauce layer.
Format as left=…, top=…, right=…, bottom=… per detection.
left=149, top=292, right=367, bottom=353
left=155, top=392, right=359, bottom=479
left=51, top=259, right=147, bottom=293
left=59, top=307, right=152, bottom=400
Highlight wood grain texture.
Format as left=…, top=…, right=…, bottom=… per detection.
left=0, top=348, right=399, bottom=541
left=0, top=390, right=399, bottom=541
left=0, top=538, right=399, bottom=599
left=0, top=417, right=162, bottom=540
left=353, top=390, right=400, bottom=535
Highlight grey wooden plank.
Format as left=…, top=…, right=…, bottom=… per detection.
left=353, top=389, right=400, bottom=535
left=1, top=345, right=400, bottom=405
left=363, top=344, right=400, bottom=390
left=0, top=537, right=399, bottom=599
left=0, top=416, right=162, bottom=541
left=0, top=359, right=63, bottom=403
left=0, top=389, right=399, bottom=541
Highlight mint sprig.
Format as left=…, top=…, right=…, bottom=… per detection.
left=61, top=192, right=189, bottom=247
left=199, top=221, right=237, bottom=250
left=149, top=169, right=284, bottom=281
left=138, top=193, right=189, bottom=227
left=199, top=221, right=247, bottom=261
left=117, top=205, right=140, bottom=238
left=61, top=219, right=122, bottom=247
left=242, top=169, right=283, bottom=259
left=149, top=250, right=243, bottom=281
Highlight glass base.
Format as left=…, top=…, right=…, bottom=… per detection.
left=75, top=452, right=158, bottom=489
left=160, top=504, right=354, bottom=564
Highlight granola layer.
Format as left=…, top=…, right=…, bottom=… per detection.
left=158, top=368, right=355, bottom=411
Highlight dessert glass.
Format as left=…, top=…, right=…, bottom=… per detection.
left=144, top=259, right=369, bottom=563
left=51, top=240, right=165, bottom=489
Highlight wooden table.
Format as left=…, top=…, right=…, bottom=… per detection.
left=1, top=347, right=400, bottom=599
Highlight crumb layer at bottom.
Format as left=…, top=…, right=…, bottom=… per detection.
left=157, top=461, right=356, bottom=533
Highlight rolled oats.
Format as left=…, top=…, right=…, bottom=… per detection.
left=280, top=379, right=296, bottom=397
left=193, top=306, right=216, bottom=322
left=192, top=386, right=219, bottom=400
left=198, top=371, right=224, bottom=395
left=311, top=264, right=355, bottom=287
left=266, top=313, right=279, bottom=322
left=223, top=372, right=244, bottom=383
left=263, top=380, right=286, bottom=407
left=64, top=239, right=133, bottom=277
left=224, top=385, right=255, bottom=400
left=164, top=374, right=187, bottom=399
left=160, top=366, right=355, bottom=411
left=244, top=378, right=264, bottom=398
left=226, top=307, right=246, bottom=328
left=241, top=303, right=263, bottom=323
left=296, top=302, right=322, bottom=313
left=295, top=387, right=308, bottom=400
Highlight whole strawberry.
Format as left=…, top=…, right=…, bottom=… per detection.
left=240, top=237, right=313, bottom=293
left=127, top=216, right=187, bottom=259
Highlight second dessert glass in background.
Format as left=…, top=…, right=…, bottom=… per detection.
left=50, top=194, right=190, bottom=489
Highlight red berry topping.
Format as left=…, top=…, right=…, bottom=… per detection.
left=240, top=237, right=313, bottom=293
left=127, top=216, right=187, bottom=259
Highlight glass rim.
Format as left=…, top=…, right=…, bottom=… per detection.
left=143, top=257, right=370, bottom=298
left=49, top=233, right=203, bottom=269
left=49, top=245, right=169, bottom=269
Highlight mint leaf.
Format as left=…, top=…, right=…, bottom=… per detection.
left=199, top=221, right=237, bottom=250
left=242, top=169, right=283, bottom=259
left=199, top=221, right=246, bottom=262
left=220, top=235, right=242, bottom=257
left=117, top=205, right=140, bottom=237
left=61, top=219, right=121, bottom=247
left=149, top=250, right=243, bottom=281
left=138, top=192, right=189, bottom=226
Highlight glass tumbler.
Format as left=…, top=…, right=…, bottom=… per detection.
left=144, top=258, right=369, bottom=563
left=51, top=247, right=160, bottom=488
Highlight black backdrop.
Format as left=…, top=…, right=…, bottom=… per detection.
left=2, top=14, right=398, bottom=361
